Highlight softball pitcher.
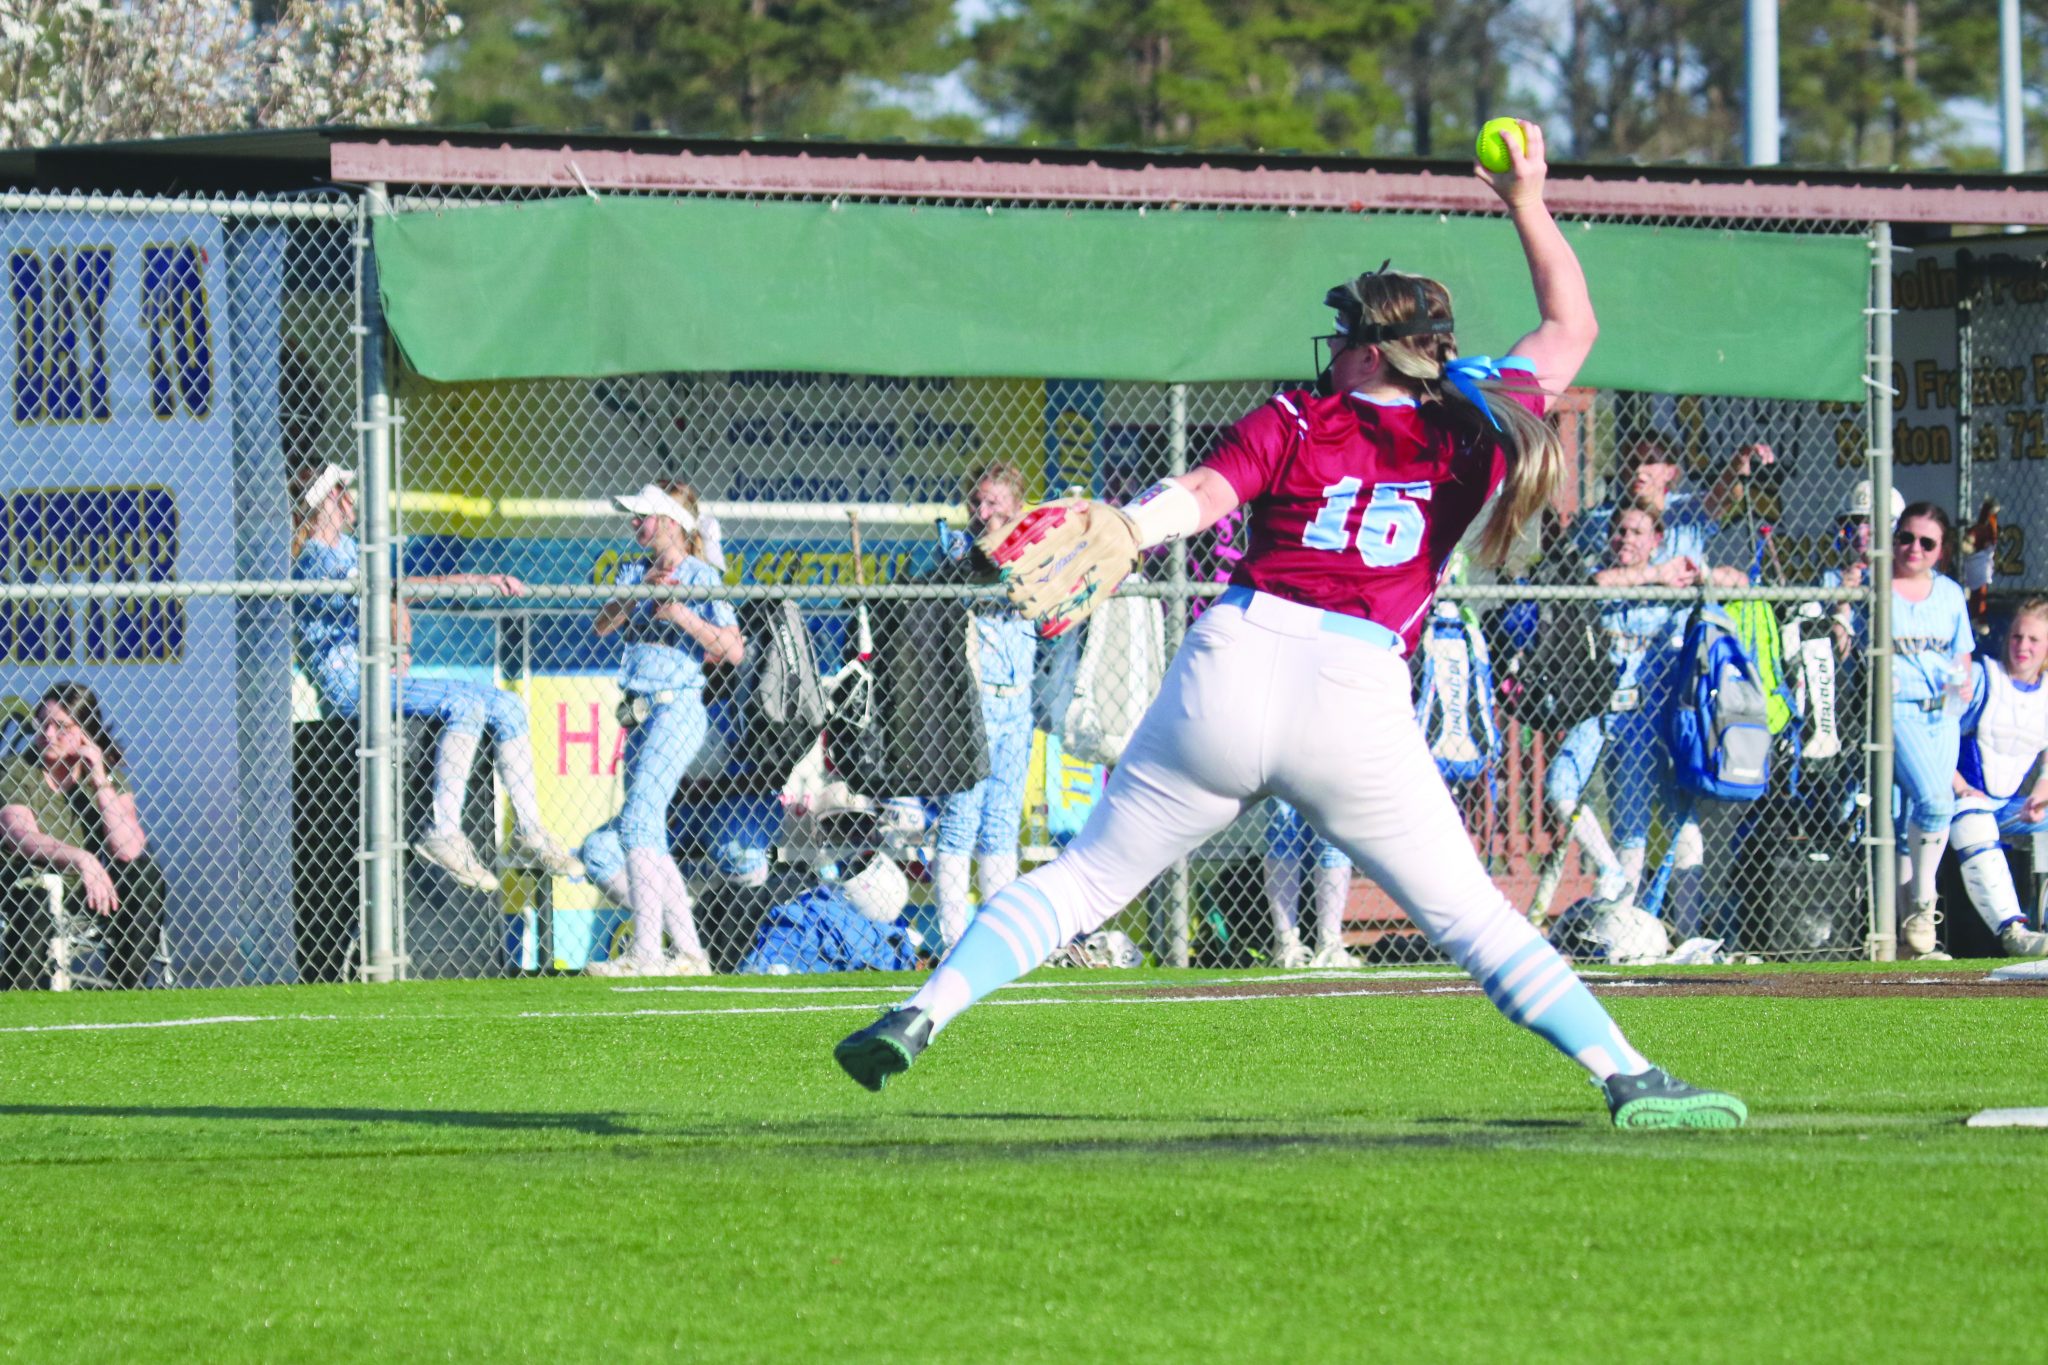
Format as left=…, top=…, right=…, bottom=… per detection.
left=836, top=124, right=1746, bottom=1129
left=1889, top=501, right=1973, bottom=960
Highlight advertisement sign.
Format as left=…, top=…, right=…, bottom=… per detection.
left=1890, top=236, right=2048, bottom=586
left=0, top=214, right=296, bottom=983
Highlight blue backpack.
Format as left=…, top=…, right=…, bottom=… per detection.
left=737, top=885, right=918, bottom=975
left=1662, top=604, right=1773, bottom=803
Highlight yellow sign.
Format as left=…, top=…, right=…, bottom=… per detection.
left=521, top=673, right=628, bottom=913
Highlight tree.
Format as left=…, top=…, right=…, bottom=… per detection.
left=1509, top=0, right=1739, bottom=161
left=0, top=0, right=455, bottom=149
left=1511, top=1, right=2012, bottom=168
left=542, top=0, right=958, bottom=137
left=1387, top=0, right=1528, bottom=157
left=965, top=0, right=1424, bottom=154
left=1778, top=1, right=2000, bottom=167
left=429, top=0, right=589, bottom=130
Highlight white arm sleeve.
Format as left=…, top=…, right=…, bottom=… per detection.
left=1121, top=479, right=1203, bottom=550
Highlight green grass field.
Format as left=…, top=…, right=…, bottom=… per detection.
left=1, top=966, right=2042, bottom=1362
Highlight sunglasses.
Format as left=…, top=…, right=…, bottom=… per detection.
left=1898, top=533, right=1941, bottom=553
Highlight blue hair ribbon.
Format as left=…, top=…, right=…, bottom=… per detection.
left=1441, top=355, right=1504, bottom=430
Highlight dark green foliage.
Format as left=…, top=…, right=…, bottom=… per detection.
left=434, top=0, right=958, bottom=136
left=964, top=0, right=1425, bottom=153
left=430, top=0, right=2033, bottom=168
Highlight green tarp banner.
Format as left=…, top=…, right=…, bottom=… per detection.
left=375, top=195, right=1867, bottom=401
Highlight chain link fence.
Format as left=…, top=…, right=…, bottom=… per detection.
left=1956, top=246, right=2048, bottom=603
left=0, top=192, right=362, bottom=988
left=0, top=182, right=1904, bottom=988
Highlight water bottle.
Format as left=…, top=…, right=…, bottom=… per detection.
left=1941, top=668, right=1968, bottom=719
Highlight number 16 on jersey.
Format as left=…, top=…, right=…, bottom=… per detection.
left=1302, top=479, right=1432, bottom=567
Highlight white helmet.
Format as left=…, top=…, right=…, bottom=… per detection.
left=1548, top=897, right=1672, bottom=965
left=837, top=852, right=910, bottom=924
left=1843, top=480, right=1905, bottom=523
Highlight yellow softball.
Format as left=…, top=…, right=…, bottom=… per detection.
left=1475, top=118, right=1528, bottom=173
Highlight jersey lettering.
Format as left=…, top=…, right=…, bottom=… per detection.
left=1302, top=477, right=1361, bottom=550
left=1357, top=481, right=1432, bottom=568
left=1301, top=478, right=1432, bottom=569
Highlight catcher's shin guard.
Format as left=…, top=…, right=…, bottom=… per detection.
left=1954, top=811, right=2023, bottom=934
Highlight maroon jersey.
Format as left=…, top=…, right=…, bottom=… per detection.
left=1200, top=364, right=1545, bottom=654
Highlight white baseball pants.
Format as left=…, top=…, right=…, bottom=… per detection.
left=1019, top=591, right=1533, bottom=971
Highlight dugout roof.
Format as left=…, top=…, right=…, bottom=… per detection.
left=10, top=127, right=2045, bottom=401
left=7, top=125, right=2047, bottom=227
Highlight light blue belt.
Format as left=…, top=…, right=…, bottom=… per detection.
left=1217, top=585, right=1403, bottom=652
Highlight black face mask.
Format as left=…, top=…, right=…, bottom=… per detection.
left=1311, top=332, right=1347, bottom=396
left=1312, top=267, right=1451, bottom=394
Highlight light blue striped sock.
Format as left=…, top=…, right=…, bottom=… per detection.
left=1479, top=939, right=1649, bottom=1080
left=907, top=880, right=1065, bottom=1033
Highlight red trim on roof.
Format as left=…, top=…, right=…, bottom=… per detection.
left=331, top=137, right=2048, bottom=225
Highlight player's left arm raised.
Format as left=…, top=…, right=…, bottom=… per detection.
left=1479, top=121, right=1597, bottom=402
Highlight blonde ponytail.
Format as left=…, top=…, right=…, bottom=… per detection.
left=1378, top=353, right=1563, bottom=569
left=1471, top=383, right=1566, bottom=568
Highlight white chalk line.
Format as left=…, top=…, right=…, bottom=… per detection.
left=0, top=981, right=1488, bottom=1034
left=516, top=987, right=1489, bottom=1021
left=0, top=1013, right=340, bottom=1035
left=609, top=969, right=1469, bottom=996
left=0, top=967, right=1823, bottom=1036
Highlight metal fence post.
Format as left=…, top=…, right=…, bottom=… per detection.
left=1956, top=252, right=1975, bottom=521
left=1164, top=381, right=1193, bottom=967
left=1868, top=222, right=1897, bottom=961
left=359, top=185, right=401, bottom=983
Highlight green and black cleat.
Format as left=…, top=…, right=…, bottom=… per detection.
left=1604, top=1066, right=1748, bottom=1130
left=834, top=1007, right=935, bottom=1092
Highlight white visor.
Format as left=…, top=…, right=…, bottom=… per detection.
left=612, top=484, right=698, bottom=533
left=302, top=463, right=356, bottom=509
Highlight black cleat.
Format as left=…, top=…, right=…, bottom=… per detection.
left=1604, top=1066, right=1748, bottom=1130
left=834, top=1007, right=935, bottom=1092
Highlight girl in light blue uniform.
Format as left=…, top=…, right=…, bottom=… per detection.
left=290, top=462, right=580, bottom=893
left=1544, top=500, right=1695, bottom=899
left=1888, top=501, right=1974, bottom=959
left=1950, top=599, right=2048, bottom=957
left=581, top=482, right=745, bottom=978
left=1264, top=799, right=1356, bottom=967
left=932, top=464, right=1040, bottom=950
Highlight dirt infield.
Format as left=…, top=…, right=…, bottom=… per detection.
left=1136, top=969, right=2048, bottom=1001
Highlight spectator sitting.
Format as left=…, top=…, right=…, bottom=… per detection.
left=1544, top=499, right=1740, bottom=902
left=1572, top=433, right=1714, bottom=581
left=290, top=462, right=582, bottom=893
left=0, top=684, right=168, bottom=989
left=1950, top=598, right=2048, bottom=958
